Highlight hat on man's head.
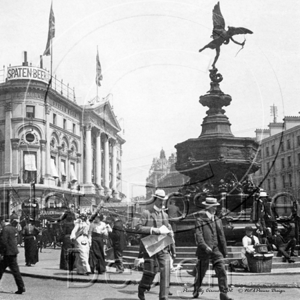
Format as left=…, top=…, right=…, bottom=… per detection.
left=245, top=226, right=254, bottom=231
left=152, top=189, right=167, bottom=200
left=259, top=191, right=268, bottom=197
left=202, top=197, right=220, bottom=207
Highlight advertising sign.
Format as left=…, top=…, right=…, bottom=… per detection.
left=7, top=66, right=50, bottom=84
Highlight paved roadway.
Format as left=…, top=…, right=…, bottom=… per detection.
left=0, top=246, right=299, bottom=299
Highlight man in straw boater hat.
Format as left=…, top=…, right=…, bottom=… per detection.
left=193, top=197, right=233, bottom=300
left=136, top=189, right=174, bottom=300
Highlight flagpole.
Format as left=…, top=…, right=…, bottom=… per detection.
left=50, top=37, right=53, bottom=86
left=96, top=46, right=98, bottom=101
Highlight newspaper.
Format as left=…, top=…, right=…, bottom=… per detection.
left=141, top=232, right=173, bottom=257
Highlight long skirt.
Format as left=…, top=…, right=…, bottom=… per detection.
left=60, top=234, right=74, bottom=270
left=24, top=236, right=39, bottom=265
left=74, top=235, right=91, bottom=274
left=89, top=232, right=106, bottom=274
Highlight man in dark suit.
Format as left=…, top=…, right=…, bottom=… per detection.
left=136, top=189, right=173, bottom=300
left=0, top=219, right=25, bottom=294
left=193, top=197, right=232, bottom=300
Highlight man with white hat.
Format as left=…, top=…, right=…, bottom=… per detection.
left=193, top=197, right=233, bottom=300
left=136, top=189, right=173, bottom=300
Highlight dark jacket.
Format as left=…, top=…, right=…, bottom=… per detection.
left=110, top=219, right=127, bottom=251
left=1, top=223, right=19, bottom=256
left=194, top=211, right=227, bottom=258
left=136, top=207, right=170, bottom=235
left=136, top=207, right=172, bottom=254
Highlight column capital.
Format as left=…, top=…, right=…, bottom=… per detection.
left=86, top=123, right=92, bottom=131
left=11, top=138, right=20, bottom=150
left=5, top=101, right=12, bottom=112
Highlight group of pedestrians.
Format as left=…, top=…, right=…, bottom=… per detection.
left=136, top=190, right=233, bottom=300
left=58, top=206, right=127, bottom=275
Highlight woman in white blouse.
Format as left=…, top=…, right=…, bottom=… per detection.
left=88, top=214, right=111, bottom=274
left=70, top=213, right=91, bottom=275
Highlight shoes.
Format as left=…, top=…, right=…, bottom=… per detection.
left=168, top=291, right=173, bottom=296
left=288, top=259, right=295, bottom=263
left=15, top=287, right=26, bottom=294
left=138, top=287, right=145, bottom=300
left=192, top=289, right=199, bottom=298
left=187, top=270, right=196, bottom=277
left=220, top=292, right=233, bottom=300
left=291, top=253, right=298, bottom=257
left=116, top=268, right=124, bottom=273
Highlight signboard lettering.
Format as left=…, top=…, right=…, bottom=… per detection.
left=7, top=66, right=50, bottom=84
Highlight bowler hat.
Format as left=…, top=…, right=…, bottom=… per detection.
left=259, top=191, right=268, bottom=197
left=202, top=197, right=220, bottom=207
left=152, top=189, right=167, bottom=200
left=245, top=226, right=254, bottom=231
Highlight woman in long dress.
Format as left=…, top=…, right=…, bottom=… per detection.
left=88, top=214, right=108, bottom=274
left=70, top=213, right=91, bottom=275
left=59, top=209, right=76, bottom=270
left=22, top=218, right=39, bottom=266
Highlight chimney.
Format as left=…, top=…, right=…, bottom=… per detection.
left=22, top=51, right=28, bottom=66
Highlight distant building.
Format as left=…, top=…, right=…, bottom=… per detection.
left=252, top=116, right=300, bottom=198
left=0, top=53, right=125, bottom=220
left=146, top=149, right=188, bottom=199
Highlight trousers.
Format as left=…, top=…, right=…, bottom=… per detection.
left=194, top=246, right=228, bottom=294
left=0, top=255, right=25, bottom=290
left=139, top=248, right=170, bottom=300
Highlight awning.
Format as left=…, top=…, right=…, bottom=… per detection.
left=50, top=158, right=59, bottom=178
left=24, top=153, right=37, bottom=171
left=70, top=164, right=77, bottom=183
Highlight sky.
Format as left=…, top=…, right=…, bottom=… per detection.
left=0, top=0, right=299, bottom=198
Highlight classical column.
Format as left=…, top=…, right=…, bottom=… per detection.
left=40, top=140, right=46, bottom=182
left=96, top=130, right=103, bottom=189
left=45, top=103, right=51, bottom=178
left=11, top=138, right=20, bottom=176
left=4, top=102, right=12, bottom=175
left=111, top=139, right=118, bottom=195
left=103, top=134, right=110, bottom=192
left=85, top=124, right=92, bottom=184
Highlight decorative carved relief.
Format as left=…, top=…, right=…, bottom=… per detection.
left=5, top=102, right=12, bottom=112
left=11, top=138, right=20, bottom=150
left=19, top=131, right=39, bottom=146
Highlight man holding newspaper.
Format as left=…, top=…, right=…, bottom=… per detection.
left=136, top=189, right=174, bottom=300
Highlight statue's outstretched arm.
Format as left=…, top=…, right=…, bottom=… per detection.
left=230, top=37, right=245, bottom=46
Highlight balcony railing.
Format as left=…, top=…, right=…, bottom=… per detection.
left=0, top=66, right=76, bottom=103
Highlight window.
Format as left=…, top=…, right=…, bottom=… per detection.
left=266, top=147, right=269, bottom=157
left=73, top=123, right=76, bottom=134
left=282, top=175, right=286, bottom=188
left=287, top=139, right=291, bottom=150
left=281, top=157, right=285, bottom=169
left=266, top=162, right=270, bottom=172
left=298, top=153, right=300, bottom=165
left=297, top=136, right=300, bottom=147
left=288, top=174, right=292, bottom=187
left=23, top=152, right=37, bottom=183
left=288, top=156, right=292, bottom=167
left=271, top=145, right=275, bottom=155
left=280, top=141, right=284, bottom=152
left=63, top=119, right=67, bottom=130
left=267, top=179, right=271, bottom=191
left=53, top=113, right=57, bottom=125
left=273, top=178, right=277, bottom=190
left=61, top=160, right=66, bottom=182
left=26, top=106, right=35, bottom=118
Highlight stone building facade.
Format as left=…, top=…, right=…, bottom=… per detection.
left=0, top=58, right=125, bottom=220
left=253, top=117, right=300, bottom=198
left=146, top=149, right=188, bottom=199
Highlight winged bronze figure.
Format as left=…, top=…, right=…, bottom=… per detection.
left=199, top=2, right=253, bottom=68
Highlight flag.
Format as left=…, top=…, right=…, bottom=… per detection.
left=96, top=50, right=103, bottom=86
left=43, top=3, right=55, bottom=56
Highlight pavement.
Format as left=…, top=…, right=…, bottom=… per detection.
left=7, top=246, right=300, bottom=289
